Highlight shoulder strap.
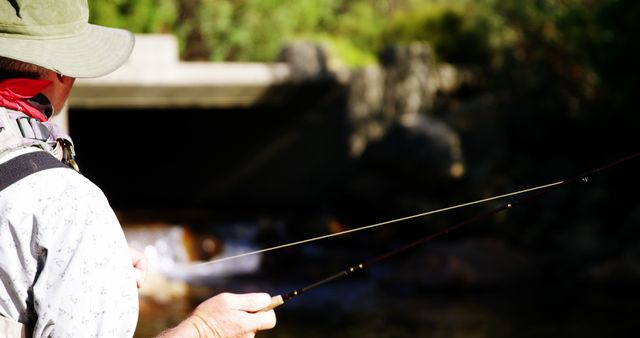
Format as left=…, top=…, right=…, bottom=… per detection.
left=0, top=151, right=69, bottom=192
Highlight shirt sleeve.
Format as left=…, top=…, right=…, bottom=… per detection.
left=28, top=168, right=139, bottom=338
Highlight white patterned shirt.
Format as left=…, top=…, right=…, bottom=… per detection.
left=0, top=148, right=139, bottom=337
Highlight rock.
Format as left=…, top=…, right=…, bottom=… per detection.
left=277, top=41, right=332, bottom=82
left=361, top=114, right=465, bottom=182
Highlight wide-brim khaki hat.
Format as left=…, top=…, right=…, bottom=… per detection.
left=0, top=0, right=134, bottom=78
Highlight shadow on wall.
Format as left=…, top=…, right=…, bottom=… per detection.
left=70, top=42, right=469, bottom=216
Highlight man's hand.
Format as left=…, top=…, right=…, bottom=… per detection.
left=129, top=247, right=148, bottom=288
left=159, top=293, right=277, bottom=338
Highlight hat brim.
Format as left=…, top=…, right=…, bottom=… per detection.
left=0, top=24, right=134, bottom=78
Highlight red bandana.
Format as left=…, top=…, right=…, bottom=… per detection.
left=0, top=78, right=53, bottom=122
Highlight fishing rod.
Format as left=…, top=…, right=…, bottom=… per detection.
left=258, top=150, right=640, bottom=311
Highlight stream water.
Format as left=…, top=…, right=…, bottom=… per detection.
left=134, top=276, right=639, bottom=338
left=127, top=223, right=639, bottom=338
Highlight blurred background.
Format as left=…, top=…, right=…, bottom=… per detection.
left=71, top=0, right=640, bottom=337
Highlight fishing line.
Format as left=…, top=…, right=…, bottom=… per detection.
left=258, top=150, right=640, bottom=311
left=195, top=181, right=563, bottom=267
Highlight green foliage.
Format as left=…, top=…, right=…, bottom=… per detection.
left=185, top=0, right=390, bottom=63
left=308, top=35, right=378, bottom=68
left=192, top=0, right=335, bottom=61
left=88, top=0, right=177, bottom=33
left=322, top=1, right=388, bottom=58
left=488, top=0, right=604, bottom=115
left=382, top=1, right=499, bottom=65
left=301, top=0, right=390, bottom=67
left=87, top=0, right=391, bottom=64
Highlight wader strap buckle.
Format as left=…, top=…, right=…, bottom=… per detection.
left=15, top=116, right=50, bottom=142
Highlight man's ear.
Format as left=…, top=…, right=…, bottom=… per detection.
left=41, top=70, right=76, bottom=114
left=58, top=73, right=74, bottom=86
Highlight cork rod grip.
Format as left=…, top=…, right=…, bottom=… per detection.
left=258, top=295, right=284, bottom=312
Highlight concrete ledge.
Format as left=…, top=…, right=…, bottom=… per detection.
left=70, top=34, right=292, bottom=108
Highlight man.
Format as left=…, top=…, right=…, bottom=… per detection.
left=0, top=0, right=276, bottom=337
